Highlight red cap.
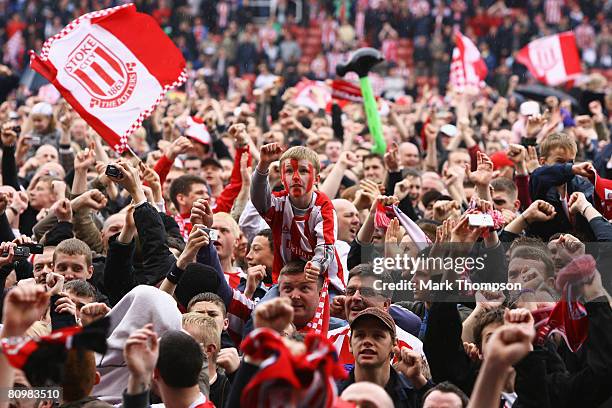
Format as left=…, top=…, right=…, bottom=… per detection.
left=490, top=152, right=515, bottom=170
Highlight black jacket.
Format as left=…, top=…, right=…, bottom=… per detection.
left=425, top=298, right=612, bottom=408
left=514, top=298, right=612, bottom=408
left=103, top=202, right=174, bottom=306
left=424, top=301, right=479, bottom=396
left=337, top=366, right=432, bottom=408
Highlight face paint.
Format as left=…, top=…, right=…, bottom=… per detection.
left=281, top=159, right=315, bottom=198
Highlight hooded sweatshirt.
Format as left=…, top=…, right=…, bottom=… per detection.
left=92, top=285, right=182, bottom=404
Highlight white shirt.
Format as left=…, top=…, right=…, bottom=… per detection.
left=150, top=392, right=208, bottom=408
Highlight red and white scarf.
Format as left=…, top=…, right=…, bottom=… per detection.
left=240, top=328, right=347, bottom=408
left=534, top=255, right=595, bottom=352
left=303, top=280, right=331, bottom=337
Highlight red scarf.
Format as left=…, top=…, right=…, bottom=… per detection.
left=588, top=169, right=612, bottom=219
left=175, top=212, right=193, bottom=241
left=240, top=328, right=347, bottom=408
left=2, top=325, right=82, bottom=370
left=1, top=318, right=109, bottom=385
left=534, top=255, right=595, bottom=352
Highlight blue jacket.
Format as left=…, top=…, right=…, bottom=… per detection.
left=528, top=163, right=595, bottom=241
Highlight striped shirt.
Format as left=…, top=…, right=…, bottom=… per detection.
left=251, top=169, right=345, bottom=292
left=544, top=0, right=563, bottom=25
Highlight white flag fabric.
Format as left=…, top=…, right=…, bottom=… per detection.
left=392, top=205, right=431, bottom=251
left=30, top=4, right=186, bottom=152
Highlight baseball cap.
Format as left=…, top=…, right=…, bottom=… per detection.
left=184, top=116, right=211, bottom=146
left=175, top=263, right=221, bottom=309
left=350, top=307, right=396, bottom=338
left=439, top=124, right=458, bottom=137
left=201, top=157, right=223, bottom=170
left=520, top=101, right=540, bottom=116
left=490, top=151, right=515, bottom=170
left=31, top=102, right=53, bottom=116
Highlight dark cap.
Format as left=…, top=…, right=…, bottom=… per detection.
left=201, top=157, right=223, bottom=170
left=350, top=307, right=396, bottom=338
left=421, top=190, right=443, bottom=208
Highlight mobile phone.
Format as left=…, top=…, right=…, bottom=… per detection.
left=12, top=125, right=21, bottom=134
left=468, top=214, right=494, bottom=228
left=29, top=135, right=41, bottom=146
left=199, top=227, right=219, bottom=241
left=1, top=246, right=30, bottom=258
left=105, top=164, right=124, bottom=179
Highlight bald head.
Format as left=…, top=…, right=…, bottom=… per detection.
left=341, top=382, right=394, bottom=408
left=333, top=199, right=360, bottom=243
left=421, top=171, right=445, bottom=195
left=36, top=162, right=65, bottom=180
left=399, top=142, right=420, bottom=168
left=35, top=144, right=59, bottom=164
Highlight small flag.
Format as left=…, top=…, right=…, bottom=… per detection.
left=449, top=31, right=488, bottom=91
left=516, top=31, right=582, bottom=86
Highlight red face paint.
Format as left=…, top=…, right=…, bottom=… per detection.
left=281, top=159, right=315, bottom=198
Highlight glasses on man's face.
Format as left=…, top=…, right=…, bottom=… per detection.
left=345, top=287, right=379, bottom=297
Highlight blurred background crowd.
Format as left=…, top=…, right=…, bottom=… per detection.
left=1, top=0, right=611, bottom=101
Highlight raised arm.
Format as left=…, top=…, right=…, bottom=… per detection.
left=251, top=143, right=282, bottom=215
left=320, top=152, right=358, bottom=199
left=214, top=124, right=253, bottom=214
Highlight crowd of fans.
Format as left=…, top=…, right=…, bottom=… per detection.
left=0, top=0, right=610, bottom=408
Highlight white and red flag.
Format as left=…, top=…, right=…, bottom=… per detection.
left=449, top=31, right=488, bottom=91
left=293, top=79, right=331, bottom=112
left=516, top=31, right=582, bottom=86
left=30, top=4, right=186, bottom=153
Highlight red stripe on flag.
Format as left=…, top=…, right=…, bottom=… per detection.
left=94, top=46, right=123, bottom=76
left=91, top=5, right=185, bottom=87
left=30, top=55, right=123, bottom=149
left=90, top=61, right=115, bottom=86
left=559, top=32, right=581, bottom=77
left=74, top=68, right=105, bottom=96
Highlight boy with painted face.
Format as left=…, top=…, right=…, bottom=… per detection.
left=251, top=143, right=344, bottom=292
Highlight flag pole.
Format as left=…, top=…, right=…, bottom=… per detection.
left=124, top=144, right=143, bottom=164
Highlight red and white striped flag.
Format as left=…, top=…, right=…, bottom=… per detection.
left=29, top=4, right=186, bottom=153
left=449, top=31, right=488, bottom=91
left=516, top=31, right=582, bottom=86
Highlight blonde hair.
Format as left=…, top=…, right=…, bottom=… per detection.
left=279, top=146, right=321, bottom=175
left=54, top=238, right=93, bottom=267
left=540, top=132, right=577, bottom=159
left=213, top=212, right=240, bottom=239
left=182, top=313, right=221, bottom=360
